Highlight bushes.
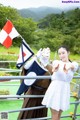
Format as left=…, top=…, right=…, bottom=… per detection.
left=0, top=90, right=10, bottom=95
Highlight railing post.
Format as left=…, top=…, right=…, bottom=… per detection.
left=72, top=84, right=80, bottom=120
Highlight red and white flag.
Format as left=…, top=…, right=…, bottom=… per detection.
left=0, top=20, right=19, bottom=48
left=16, top=39, right=34, bottom=68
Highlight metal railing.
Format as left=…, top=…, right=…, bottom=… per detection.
left=0, top=75, right=80, bottom=120
left=0, top=75, right=79, bottom=80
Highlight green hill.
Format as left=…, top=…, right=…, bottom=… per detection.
left=18, top=6, right=62, bottom=21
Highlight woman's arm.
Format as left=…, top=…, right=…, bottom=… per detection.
left=52, top=64, right=59, bottom=73
left=51, top=60, right=59, bottom=73
left=63, top=62, right=79, bottom=73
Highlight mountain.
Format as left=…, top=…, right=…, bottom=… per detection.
left=18, top=9, right=39, bottom=20
left=18, top=6, right=80, bottom=21
left=18, top=6, right=62, bottom=21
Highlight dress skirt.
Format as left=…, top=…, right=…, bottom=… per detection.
left=42, top=80, right=70, bottom=111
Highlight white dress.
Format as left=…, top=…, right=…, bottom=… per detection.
left=42, top=60, right=78, bottom=111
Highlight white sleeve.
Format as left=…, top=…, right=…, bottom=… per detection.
left=71, top=61, right=79, bottom=72
left=24, top=57, right=37, bottom=70
left=52, top=60, right=59, bottom=67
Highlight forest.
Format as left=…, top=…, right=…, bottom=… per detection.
left=0, top=4, right=80, bottom=54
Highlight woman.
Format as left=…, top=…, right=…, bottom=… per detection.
left=42, top=46, right=79, bottom=120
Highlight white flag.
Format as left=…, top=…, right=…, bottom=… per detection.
left=16, top=39, right=34, bottom=68
left=0, top=20, right=19, bottom=48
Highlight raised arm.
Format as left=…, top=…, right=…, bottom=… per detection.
left=63, top=62, right=79, bottom=73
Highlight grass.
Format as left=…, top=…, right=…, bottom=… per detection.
left=0, top=100, right=23, bottom=120
left=0, top=81, right=20, bottom=95
left=0, top=46, right=80, bottom=62
left=0, top=81, right=23, bottom=120
left=0, top=46, right=19, bottom=61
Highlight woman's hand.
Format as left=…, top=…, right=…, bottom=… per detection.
left=52, top=64, right=59, bottom=73
left=63, top=63, right=72, bottom=73
left=63, top=64, right=68, bottom=73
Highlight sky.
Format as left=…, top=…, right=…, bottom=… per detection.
left=0, top=0, right=80, bottom=9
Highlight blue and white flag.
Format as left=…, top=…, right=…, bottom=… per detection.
left=16, top=60, right=47, bottom=95
left=16, top=39, right=34, bottom=68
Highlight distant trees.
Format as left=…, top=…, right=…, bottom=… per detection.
left=0, top=4, right=37, bottom=47
left=0, top=4, right=20, bottom=28
left=0, top=4, right=80, bottom=54
left=37, top=8, right=80, bottom=54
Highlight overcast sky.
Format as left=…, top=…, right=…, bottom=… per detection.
left=0, top=0, right=80, bottom=9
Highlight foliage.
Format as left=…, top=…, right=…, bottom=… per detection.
left=0, top=4, right=80, bottom=54
left=38, top=8, right=80, bottom=54
left=18, top=7, right=62, bottom=21
left=0, top=90, right=9, bottom=95
left=0, top=4, right=37, bottom=47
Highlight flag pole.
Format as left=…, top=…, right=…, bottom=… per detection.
left=6, top=17, right=9, bottom=21
left=54, top=51, right=57, bottom=60
left=19, top=35, right=24, bottom=40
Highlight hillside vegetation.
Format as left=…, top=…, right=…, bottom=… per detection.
left=18, top=7, right=62, bottom=21
left=0, top=4, right=80, bottom=55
